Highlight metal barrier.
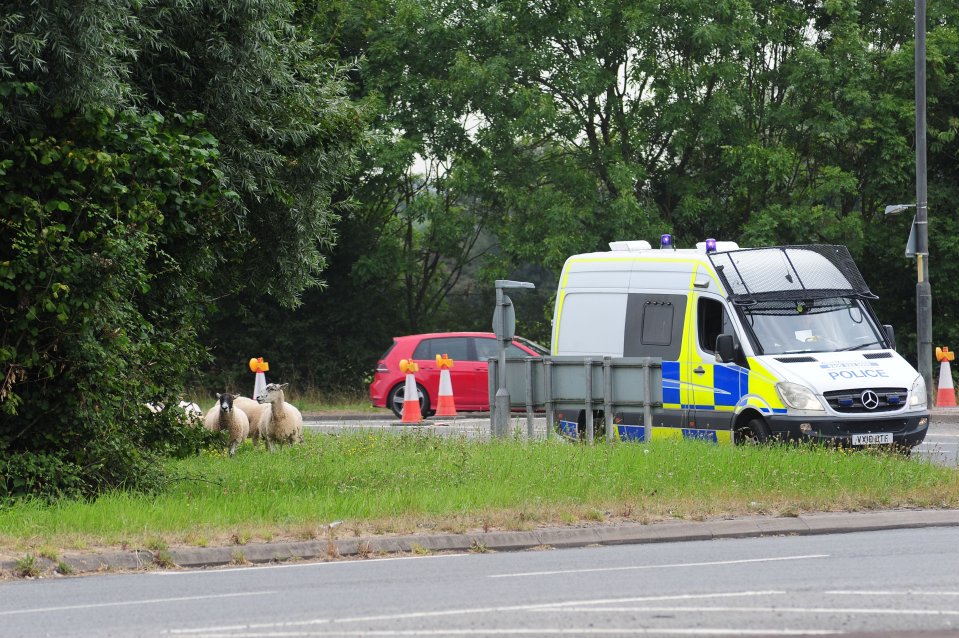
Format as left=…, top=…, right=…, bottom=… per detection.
left=487, top=356, right=663, bottom=442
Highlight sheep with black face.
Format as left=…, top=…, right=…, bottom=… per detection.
left=203, top=393, right=250, bottom=457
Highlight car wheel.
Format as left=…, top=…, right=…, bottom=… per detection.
left=387, top=383, right=431, bottom=419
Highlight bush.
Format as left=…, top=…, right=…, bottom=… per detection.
left=0, top=88, right=231, bottom=500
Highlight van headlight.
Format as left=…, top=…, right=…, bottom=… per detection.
left=775, top=382, right=825, bottom=411
left=909, top=376, right=927, bottom=408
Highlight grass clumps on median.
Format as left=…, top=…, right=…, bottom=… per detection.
left=0, top=432, right=955, bottom=555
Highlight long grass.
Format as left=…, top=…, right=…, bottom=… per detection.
left=1, top=432, right=956, bottom=555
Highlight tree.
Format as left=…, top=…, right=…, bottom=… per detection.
left=0, top=1, right=367, bottom=498
left=0, top=98, right=228, bottom=498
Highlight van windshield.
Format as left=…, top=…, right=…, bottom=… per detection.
left=741, top=297, right=885, bottom=355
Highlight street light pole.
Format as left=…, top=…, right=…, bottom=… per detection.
left=915, top=0, right=933, bottom=406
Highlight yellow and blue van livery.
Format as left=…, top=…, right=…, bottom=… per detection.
left=552, top=239, right=929, bottom=448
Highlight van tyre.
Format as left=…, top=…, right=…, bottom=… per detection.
left=736, top=417, right=770, bottom=445
left=388, top=383, right=431, bottom=419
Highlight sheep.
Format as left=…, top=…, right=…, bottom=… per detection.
left=233, top=396, right=266, bottom=447
left=203, top=393, right=250, bottom=457
left=256, top=383, right=303, bottom=452
left=178, top=400, right=203, bottom=418
left=145, top=400, right=203, bottom=425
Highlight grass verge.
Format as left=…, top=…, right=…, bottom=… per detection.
left=0, top=432, right=956, bottom=556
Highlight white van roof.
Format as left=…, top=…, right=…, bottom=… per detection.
left=608, top=239, right=740, bottom=253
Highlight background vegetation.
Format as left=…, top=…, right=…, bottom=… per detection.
left=2, top=0, right=958, bottom=499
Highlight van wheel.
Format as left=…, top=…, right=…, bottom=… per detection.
left=388, top=383, right=431, bottom=419
left=736, top=417, right=770, bottom=445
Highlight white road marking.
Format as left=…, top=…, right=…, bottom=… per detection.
left=0, top=591, right=276, bottom=616
left=178, top=630, right=840, bottom=637
left=488, top=554, right=829, bottom=578
left=166, top=591, right=785, bottom=634
left=827, top=590, right=959, bottom=596
left=151, top=553, right=469, bottom=575
left=546, top=605, right=959, bottom=616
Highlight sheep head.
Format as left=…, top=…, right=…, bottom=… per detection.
left=256, top=383, right=289, bottom=404
left=216, top=393, right=236, bottom=412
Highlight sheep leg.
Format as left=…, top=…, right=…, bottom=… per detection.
left=229, top=441, right=239, bottom=457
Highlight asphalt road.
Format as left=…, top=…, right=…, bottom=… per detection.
left=3, top=526, right=958, bottom=637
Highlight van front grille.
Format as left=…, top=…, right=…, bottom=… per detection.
left=822, top=387, right=908, bottom=413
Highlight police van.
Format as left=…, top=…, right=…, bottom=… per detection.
left=551, top=237, right=929, bottom=447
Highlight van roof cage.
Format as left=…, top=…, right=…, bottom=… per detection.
left=708, top=244, right=877, bottom=304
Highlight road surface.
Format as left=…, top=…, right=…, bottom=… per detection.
left=2, top=526, right=957, bottom=636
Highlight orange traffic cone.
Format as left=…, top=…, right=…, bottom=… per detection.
left=434, top=354, right=458, bottom=417
left=398, top=359, right=423, bottom=423
left=249, top=357, right=269, bottom=399
left=936, top=347, right=957, bottom=407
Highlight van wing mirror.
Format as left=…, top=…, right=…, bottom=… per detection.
left=883, top=325, right=896, bottom=351
left=715, top=333, right=736, bottom=363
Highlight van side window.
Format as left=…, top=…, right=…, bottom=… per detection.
left=641, top=302, right=673, bottom=345
left=624, top=294, right=686, bottom=359
left=699, top=298, right=732, bottom=353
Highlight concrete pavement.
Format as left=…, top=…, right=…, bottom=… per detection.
left=2, top=509, right=957, bottom=578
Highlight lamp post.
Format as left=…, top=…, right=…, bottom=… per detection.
left=885, top=0, right=933, bottom=406
left=888, top=0, right=933, bottom=407
left=914, top=0, right=933, bottom=407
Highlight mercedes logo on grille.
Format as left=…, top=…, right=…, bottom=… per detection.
left=860, top=390, right=880, bottom=410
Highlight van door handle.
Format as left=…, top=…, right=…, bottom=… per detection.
left=693, top=366, right=706, bottom=375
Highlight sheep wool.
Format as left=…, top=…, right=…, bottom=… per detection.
left=233, top=396, right=266, bottom=446
left=203, top=393, right=250, bottom=457
left=256, top=383, right=303, bottom=452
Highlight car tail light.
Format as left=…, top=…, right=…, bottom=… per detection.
left=375, top=362, right=388, bottom=373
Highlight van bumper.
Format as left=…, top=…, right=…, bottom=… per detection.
left=765, top=412, right=929, bottom=448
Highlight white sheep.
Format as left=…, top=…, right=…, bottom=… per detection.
left=145, top=400, right=203, bottom=425
left=233, top=396, right=266, bottom=447
left=203, top=393, right=250, bottom=457
left=256, top=383, right=303, bottom=452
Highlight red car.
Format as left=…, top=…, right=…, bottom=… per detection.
left=370, top=332, right=548, bottom=417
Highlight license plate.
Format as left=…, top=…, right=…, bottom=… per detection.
left=852, top=432, right=893, bottom=445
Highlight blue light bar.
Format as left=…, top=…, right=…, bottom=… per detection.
left=705, top=238, right=717, bottom=253
left=660, top=234, right=673, bottom=249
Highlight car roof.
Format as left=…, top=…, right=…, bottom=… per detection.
left=394, top=332, right=500, bottom=341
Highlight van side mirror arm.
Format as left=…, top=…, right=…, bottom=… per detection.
left=883, top=324, right=896, bottom=351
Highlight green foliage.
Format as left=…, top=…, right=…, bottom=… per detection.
left=0, top=1, right=367, bottom=499
left=272, top=0, right=959, bottom=387
left=0, top=97, right=230, bottom=499
left=132, top=0, right=368, bottom=305
left=13, top=554, right=40, bottom=579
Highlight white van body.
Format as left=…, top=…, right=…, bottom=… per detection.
left=551, top=241, right=929, bottom=446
